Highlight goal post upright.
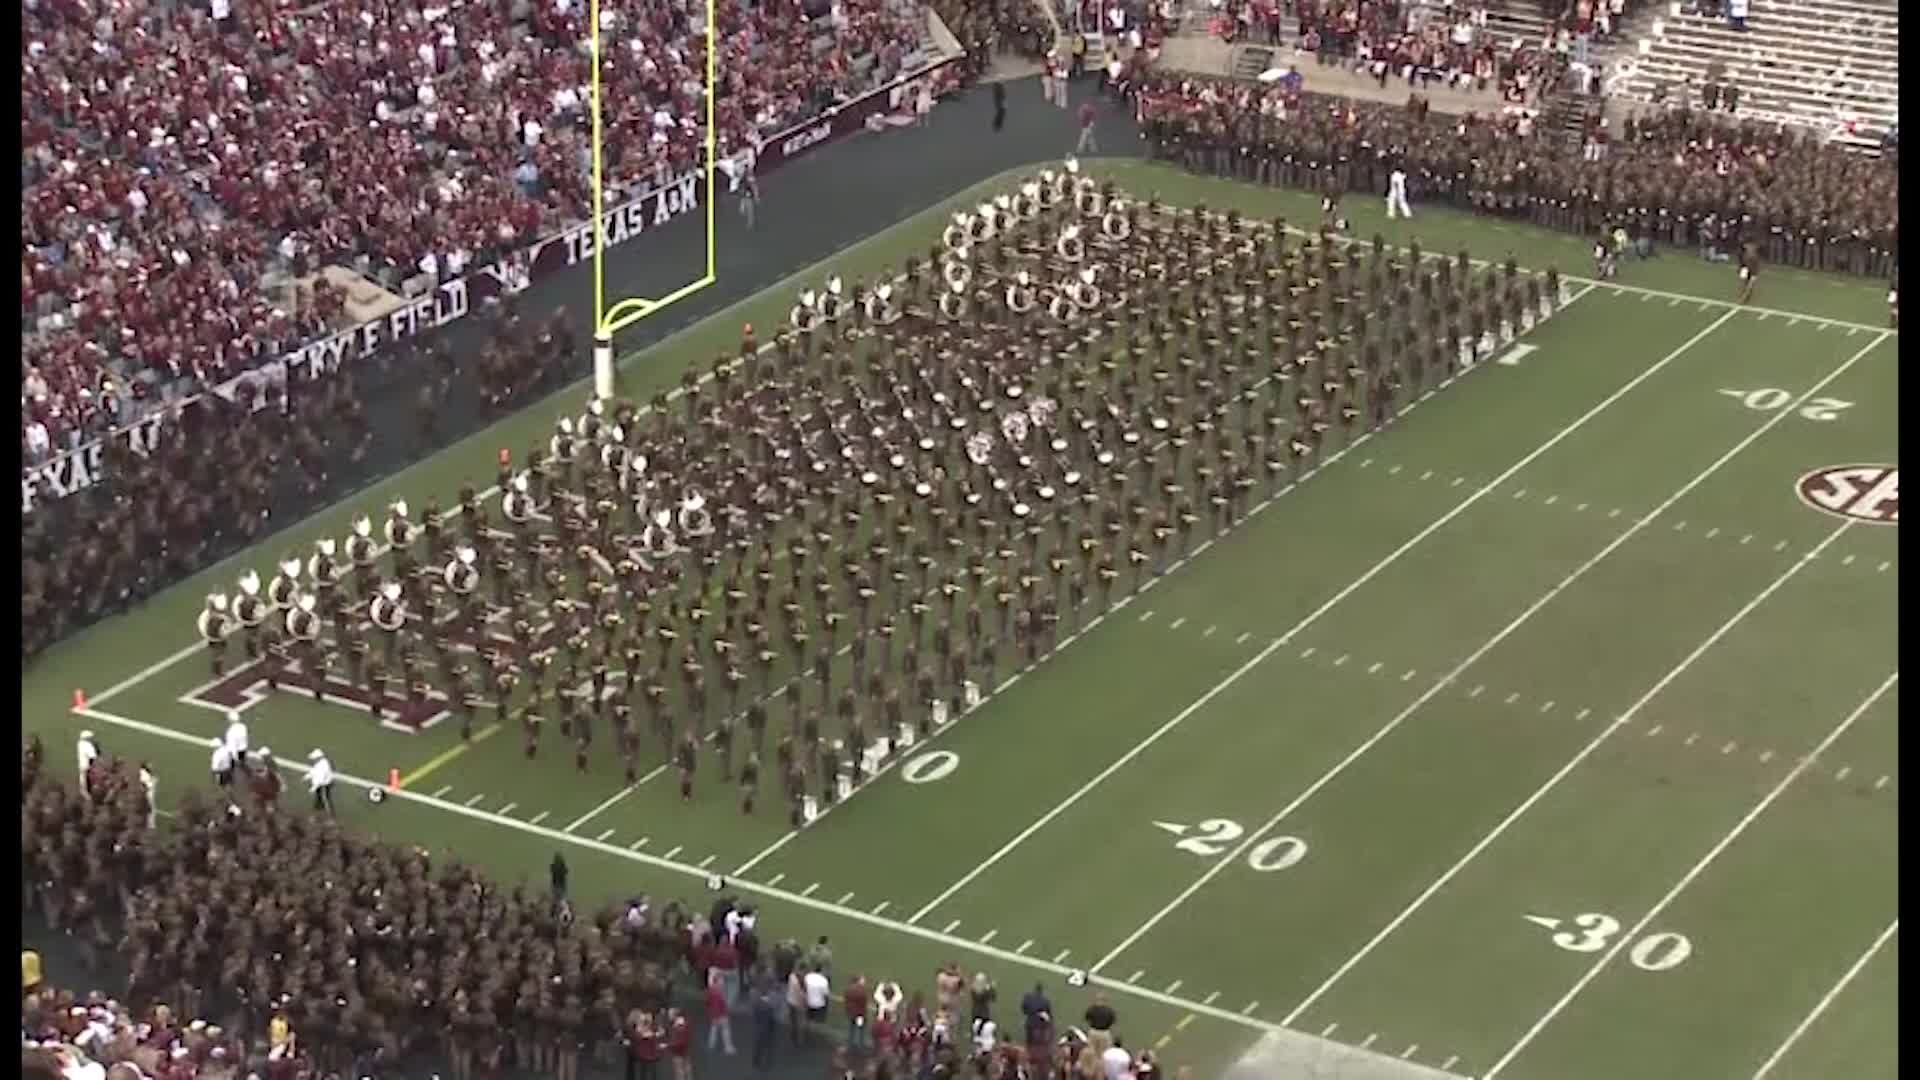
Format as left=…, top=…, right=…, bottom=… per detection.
left=590, top=0, right=721, bottom=399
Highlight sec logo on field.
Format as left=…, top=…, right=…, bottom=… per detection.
left=1796, top=465, right=1899, bottom=524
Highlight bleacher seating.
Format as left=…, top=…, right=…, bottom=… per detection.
left=1612, top=0, right=1897, bottom=149
left=21, top=0, right=940, bottom=454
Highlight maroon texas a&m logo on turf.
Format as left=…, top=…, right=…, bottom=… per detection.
left=1796, top=465, right=1899, bottom=525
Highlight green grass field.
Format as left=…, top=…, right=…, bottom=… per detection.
left=28, top=160, right=1898, bottom=1079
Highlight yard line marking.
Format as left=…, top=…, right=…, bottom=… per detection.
left=1367, top=661, right=1384, bottom=675
left=801, top=882, right=820, bottom=897
left=1280, top=519, right=1860, bottom=1026
left=1321, top=1022, right=1339, bottom=1038
left=463, top=793, right=486, bottom=808
left=498, top=802, right=518, bottom=816
left=1752, top=918, right=1899, bottom=1079
left=767, top=872, right=785, bottom=887
left=1484, top=670, right=1899, bottom=1078
left=837, top=891, right=857, bottom=905
left=432, top=785, right=454, bottom=798
left=1017, top=940, right=1034, bottom=955
left=661, top=843, right=681, bottom=858
left=1236, top=632, right=1252, bottom=644
left=600, top=829, right=620, bottom=843
left=1053, top=949, right=1073, bottom=964
left=699, top=855, right=717, bottom=869
left=945, top=919, right=964, bottom=934
left=1169, top=617, right=1187, bottom=631
left=529, top=810, right=550, bottom=825
left=1204, top=991, right=1222, bottom=1006
left=69, top=703, right=1289, bottom=1040
left=564, top=783, right=641, bottom=834
left=1164, top=979, right=1183, bottom=995
left=1128, top=970, right=1146, bottom=984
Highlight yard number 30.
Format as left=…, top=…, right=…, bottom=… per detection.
left=1549, top=912, right=1693, bottom=972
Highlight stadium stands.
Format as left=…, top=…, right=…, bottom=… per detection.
left=1612, top=0, right=1898, bottom=149
left=21, top=0, right=939, bottom=450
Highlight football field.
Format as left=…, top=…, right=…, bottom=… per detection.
left=30, top=160, right=1898, bottom=1079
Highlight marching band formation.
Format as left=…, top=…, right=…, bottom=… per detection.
left=192, top=159, right=1566, bottom=825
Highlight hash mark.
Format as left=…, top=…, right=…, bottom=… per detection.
left=1705, top=527, right=1720, bottom=540
left=837, top=891, right=857, bottom=905
left=1758, top=751, right=1774, bottom=764
left=1054, top=949, right=1073, bottom=964
left=1575, top=707, right=1591, bottom=721
left=1402, top=669, right=1417, bottom=682
left=1837, top=766, right=1852, bottom=781
left=699, top=855, right=717, bottom=869
left=1169, top=617, right=1186, bottom=630
left=1451, top=476, right=1465, bottom=487
left=498, top=802, right=518, bottom=815
left=1202, top=625, right=1217, bottom=638
left=1204, top=991, right=1222, bottom=1006
left=432, top=785, right=454, bottom=798
left=1609, top=508, right=1623, bottom=518
left=1361, top=1033, right=1379, bottom=1049
left=1361, top=458, right=1374, bottom=468
left=1164, top=979, right=1183, bottom=995
left=1334, top=654, right=1349, bottom=667
left=1469, top=685, right=1485, bottom=698
left=1842, top=554, right=1856, bottom=566
left=1388, top=464, right=1403, bottom=475
left=1544, top=494, right=1559, bottom=506
left=1674, top=521, right=1688, bottom=532
left=1322, top=1022, right=1340, bottom=1037
left=1540, top=701, right=1556, bottom=713
left=1139, top=610, right=1155, bottom=622
left=1684, top=733, right=1699, bottom=747
left=1721, top=741, right=1737, bottom=755
left=1241, top=1001, right=1261, bottom=1016
left=660, top=841, right=680, bottom=855
left=633, top=837, right=651, bottom=850
left=1017, top=940, right=1034, bottom=954
left=528, top=810, right=550, bottom=825
left=1236, top=632, right=1252, bottom=644
left=1875, top=775, right=1889, bottom=790
left=1368, top=661, right=1384, bottom=675
left=1302, top=647, right=1317, bottom=660
left=464, top=793, right=486, bottom=807
left=1575, top=503, right=1589, bottom=512
left=1402, top=1044, right=1421, bottom=1060
left=1647, top=724, right=1664, bottom=737
left=1128, top=970, right=1146, bottom=984
left=802, top=883, right=820, bottom=897
left=1879, top=561, right=1892, bottom=573
left=944, top=919, right=963, bottom=933
left=872, top=902, right=891, bottom=919
left=981, top=929, right=999, bottom=945
left=1419, top=470, right=1434, bottom=481
left=1775, top=540, right=1789, bottom=552
left=1740, top=534, right=1753, bottom=545
left=1513, top=488, right=1528, bottom=500
left=1442, top=1056, right=1460, bottom=1071
left=1504, top=691, right=1521, bottom=705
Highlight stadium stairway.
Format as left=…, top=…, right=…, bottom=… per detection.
left=1233, top=43, right=1277, bottom=79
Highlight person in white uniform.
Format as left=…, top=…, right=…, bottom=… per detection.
left=308, top=749, right=336, bottom=814
left=1387, top=167, right=1413, bottom=219
left=76, top=731, right=100, bottom=793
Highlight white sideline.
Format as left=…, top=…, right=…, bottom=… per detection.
left=904, top=308, right=1744, bottom=927
left=1751, top=918, right=1900, bottom=1079
left=1482, top=669, right=1900, bottom=1078
left=1268, top=331, right=1887, bottom=1018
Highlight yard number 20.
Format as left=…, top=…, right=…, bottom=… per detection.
left=1172, top=819, right=1309, bottom=872
left=1730, top=388, right=1853, bottom=422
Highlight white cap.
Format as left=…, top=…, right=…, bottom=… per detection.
left=308, top=749, right=324, bottom=761
left=80, top=730, right=94, bottom=740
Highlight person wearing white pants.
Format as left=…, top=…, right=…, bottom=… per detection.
left=1386, top=168, right=1413, bottom=219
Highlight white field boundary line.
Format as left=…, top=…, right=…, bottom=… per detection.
left=1751, top=917, right=1900, bottom=1079
left=67, top=701, right=1288, bottom=1043
left=1481, top=669, right=1900, bottom=1078
left=1095, top=329, right=1885, bottom=982
left=903, top=307, right=1743, bottom=927
left=727, top=285, right=1601, bottom=877
left=1281, top=517, right=1856, bottom=1023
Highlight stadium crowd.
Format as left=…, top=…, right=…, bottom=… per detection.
left=24, top=747, right=1186, bottom=1079
left=22, top=0, right=936, bottom=453
left=1133, top=74, right=1900, bottom=279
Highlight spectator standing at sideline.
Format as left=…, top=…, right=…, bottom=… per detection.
left=844, top=973, right=871, bottom=1052
left=751, top=979, right=780, bottom=1069
left=994, top=82, right=1008, bottom=132
left=1085, top=992, right=1117, bottom=1035
left=551, top=852, right=571, bottom=901
left=705, top=971, right=737, bottom=1057
left=740, top=170, right=760, bottom=231
left=802, top=963, right=832, bottom=1044
left=1077, top=101, right=1101, bottom=154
